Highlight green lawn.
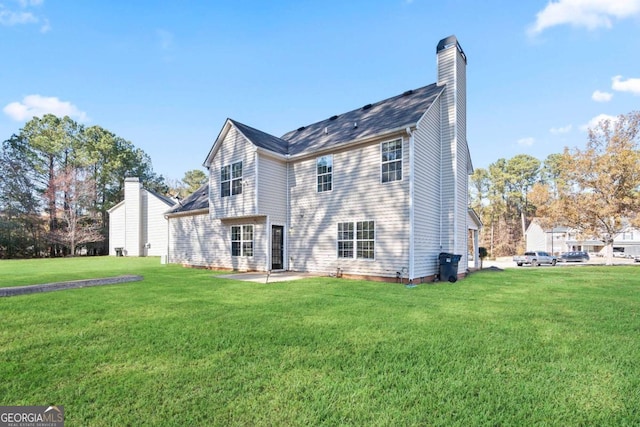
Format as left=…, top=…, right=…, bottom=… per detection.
left=1, top=258, right=639, bottom=426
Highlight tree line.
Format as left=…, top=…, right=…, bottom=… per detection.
left=3, top=112, right=637, bottom=262
left=471, top=111, right=640, bottom=264
left=0, top=115, right=207, bottom=258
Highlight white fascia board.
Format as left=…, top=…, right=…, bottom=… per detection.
left=288, top=125, right=415, bottom=162
left=203, top=119, right=234, bottom=168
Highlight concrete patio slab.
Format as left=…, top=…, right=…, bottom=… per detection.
left=215, top=271, right=318, bottom=283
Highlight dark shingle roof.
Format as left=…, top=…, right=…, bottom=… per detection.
left=227, top=83, right=444, bottom=158
left=166, top=183, right=209, bottom=215
left=281, top=83, right=444, bottom=155
left=230, top=119, right=289, bottom=155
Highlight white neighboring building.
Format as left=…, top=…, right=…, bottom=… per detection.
left=108, top=177, right=175, bottom=257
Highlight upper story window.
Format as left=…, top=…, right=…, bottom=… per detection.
left=231, top=225, right=253, bottom=257
left=381, top=139, right=402, bottom=183
left=221, top=161, right=242, bottom=197
left=317, top=155, right=333, bottom=192
left=623, top=231, right=634, bottom=240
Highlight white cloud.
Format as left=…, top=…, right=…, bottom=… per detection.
left=0, top=0, right=49, bottom=30
left=580, top=113, right=618, bottom=131
left=517, top=137, right=535, bottom=147
left=591, top=90, right=613, bottom=102
left=550, top=124, right=573, bottom=134
left=528, top=0, right=640, bottom=35
left=3, top=95, right=88, bottom=122
left=612, top=75, right=640, bottom=95
left=0, top=9, right=37, bottom=25
left=18, top=0, right=44, bottom=6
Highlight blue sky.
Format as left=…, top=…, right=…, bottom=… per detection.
left=1, top=0, right=639, bottom=180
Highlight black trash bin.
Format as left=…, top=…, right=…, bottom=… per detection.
left=438, top=252, right=461, bottom=283
left=115, top=247, right=123, bottom=257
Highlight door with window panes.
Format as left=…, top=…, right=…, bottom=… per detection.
left=271, top=225, right=284, bottom=270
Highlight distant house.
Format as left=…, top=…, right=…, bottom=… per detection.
left=526, top=219, right=640, bottom=257
left=164, top=35, right=479, bottom=282
left=525, top=221, right=570, bottom=255
left=107, top=177, right=175, bottom=257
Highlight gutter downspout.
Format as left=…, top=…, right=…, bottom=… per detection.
left=407, top=127, right=415, bottom=282
left=286, top=154, right=290, bottom=271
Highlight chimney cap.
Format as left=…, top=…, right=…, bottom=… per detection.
left=436, top=35, right=467, bottom=63
left=124, top=177, right=140, bottom=182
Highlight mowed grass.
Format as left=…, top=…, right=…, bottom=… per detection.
left=1, top=258, right=639, bottom=426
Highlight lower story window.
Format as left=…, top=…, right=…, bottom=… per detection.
left=337, top=222, right=354, bottom=258
left=231, top=225, right=253, bottom=257
left=337, top=221, right=374, bottom=259
left=356, top=221, right=375, bottom=259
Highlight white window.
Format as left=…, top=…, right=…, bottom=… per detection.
left=221, top=161, right=242, bottom=197
left=231, top=225, right=253, bottom=257
left=317, top=155, right=332, bottom=192
left=337, top=221, right=374, bottom=259
left=337, top=222, right=354, bottom=258
left=356, top=221, right=375, bottom=259
left=381, top=139, right=402, bottom=183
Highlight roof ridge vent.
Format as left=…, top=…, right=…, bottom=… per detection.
left=297, top=126, right=305, bottom=132
left=329, top=115, right=338, bottom=120
left=403, top=89, right=414, bottom=96
left=362, top=103, right=372, bottom=111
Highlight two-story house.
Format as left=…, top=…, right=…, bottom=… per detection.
left=165, top=35, right=477, bottom=282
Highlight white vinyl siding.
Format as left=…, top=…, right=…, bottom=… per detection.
left=144, top=191, right=171, bottom=256
left=289, top=139, right=409, bottom=277
left=108, top=181, right=172, bottom=257
left=412, top=97, right=443, bottom=277
left=256, top=154, right=288, bottom=224
left=169, top=214, right=267, bottom=271
left=108, top=203, right=125, bottom=255
left=210, top=127, right=257, bottom=219
left=437, top=38, right=469, bottom=273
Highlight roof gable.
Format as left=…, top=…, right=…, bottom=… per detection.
left=147, top=188, right=177, bottom=207
left=204, top=119, right=288, bottom=167
left=231, top=120, right=289, bottom=155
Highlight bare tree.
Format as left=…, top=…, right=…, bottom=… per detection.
left=47, top=167, right=104, bottom=255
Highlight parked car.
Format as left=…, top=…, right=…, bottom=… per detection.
left=559, top=251, right=590, bottom=262
left=513, top=251, right=557, bottom=267
left=634, top=255, right=640, bottom=263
